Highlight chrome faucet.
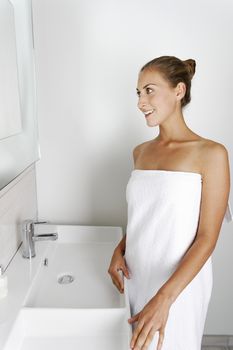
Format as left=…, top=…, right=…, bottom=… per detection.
left=21, top=219, right=58, bottom=258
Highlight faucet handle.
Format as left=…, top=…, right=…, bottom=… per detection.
left=34, top=221, right=49, bottom=224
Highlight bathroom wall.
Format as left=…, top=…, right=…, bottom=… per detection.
left=0, top=164, right=37, bottom=270
left=0, top=0, right=39, bottom=273
left=31, top=0, right=233, bottom=333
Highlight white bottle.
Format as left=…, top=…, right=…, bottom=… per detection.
left=0, top=265, right=8, bottom=299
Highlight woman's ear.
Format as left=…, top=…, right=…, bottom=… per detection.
left=176, top=82, right=186, bottom=101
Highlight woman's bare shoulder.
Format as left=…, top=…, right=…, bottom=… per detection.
left=199, top=137, right=229, bottom=175
left=132, top=141, right=150, bottom=159
left=199, top=137, right=228, bottom=153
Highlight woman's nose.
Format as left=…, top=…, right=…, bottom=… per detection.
left=137, top=97, right=148, bottom=110
left=138, top=95, right=146, bottom=109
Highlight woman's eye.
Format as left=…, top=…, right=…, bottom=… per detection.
left=136, top=87, right=153, bottom=97
left=146, top=87, right=153, bottom=94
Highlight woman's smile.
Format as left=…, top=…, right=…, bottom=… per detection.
left=143, top=108, right=156, bottom=118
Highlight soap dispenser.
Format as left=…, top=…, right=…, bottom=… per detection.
left=0, top=265, right=8, bottom=299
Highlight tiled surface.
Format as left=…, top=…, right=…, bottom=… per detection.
left=202, top=335, right=233, bottom=349
left=202, top=335, right=229, bottom=346
left=0, top=164, right=37, bottom=269
left=202, top=347, right=228, bottom=350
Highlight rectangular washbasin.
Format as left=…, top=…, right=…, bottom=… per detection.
left=24, top=224, right=125, bottom=308
left=1, top=224, right=132, bottom=350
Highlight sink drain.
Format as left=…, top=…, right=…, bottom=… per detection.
left=57, top=274, right=74, bottom=284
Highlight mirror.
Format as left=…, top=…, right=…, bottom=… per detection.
left=0, top=0, right=22, bottom=140
left=0, top=0, right=40, bottom=190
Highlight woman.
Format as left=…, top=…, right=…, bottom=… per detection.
left=108, top=55, right=230, bottom=350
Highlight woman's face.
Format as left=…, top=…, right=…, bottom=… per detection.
left=136, top=69, right=184, bottom=126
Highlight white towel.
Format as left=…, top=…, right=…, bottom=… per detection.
left=125, top=169, right=220, bottom=350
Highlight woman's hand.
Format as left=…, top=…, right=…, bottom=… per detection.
left=108, top=248, right=131, bottom=293
left=128, top=292, right=173, bottom=350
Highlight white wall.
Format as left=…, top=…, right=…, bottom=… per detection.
left=32, top=0, right=233, bottom=333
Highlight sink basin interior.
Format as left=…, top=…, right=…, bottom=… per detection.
left=24, top=225, right=125, bottom=308
left=24, top=242, right=125, bottom=308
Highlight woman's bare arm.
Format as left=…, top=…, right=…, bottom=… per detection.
left=114, top=234, right=126, bottom=255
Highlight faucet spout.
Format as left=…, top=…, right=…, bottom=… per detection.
left=21, top=220, right=58, bottom=258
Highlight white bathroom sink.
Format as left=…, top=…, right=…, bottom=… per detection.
left=24, top=225, right=125, bottom=308
left=3, top=307, right=130, bottom=350
left=1, top=225, right=132, bottom=350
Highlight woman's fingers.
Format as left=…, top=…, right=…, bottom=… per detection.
left=128, top=294, right=170, bottom=350
left=121, top=261, right=131, bottom=279
left=113, top=278, right=123, bottom=292
left=116, top=269, right=124, bottom=292
left=130, top=321, right=163, bottom=350
left=141, top=326, right=157, bottom=349
left=116, top=264, right=131, bottom=290
left=107, top=250, right=131, bottom=293
left=156, top=328, right=165, bottom=350
left=109, top=268, right=124, bottom=292
left=129, top=317, right=146, bottom=349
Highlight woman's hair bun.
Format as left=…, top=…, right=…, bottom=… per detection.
left=183, top=59, right=196, bottom=79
